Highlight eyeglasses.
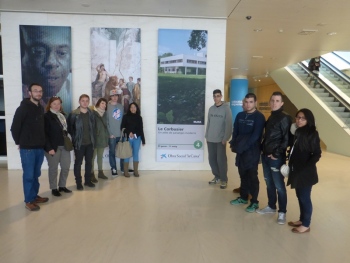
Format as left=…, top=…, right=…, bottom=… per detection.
left=213, top=95, right=222, bottom=98
left=295, top=117, right=306, bottom=121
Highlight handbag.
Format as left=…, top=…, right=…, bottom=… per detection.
left=63, top=133, right=74, bottom=151
left=280, top=139, right=297, bottom=177
left=116, top=128, right=132, bottom=159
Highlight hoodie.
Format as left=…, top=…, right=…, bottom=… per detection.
left=205, top=102, right=232, bottom=143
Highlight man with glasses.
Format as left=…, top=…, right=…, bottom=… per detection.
left=257, top=91, right=292, bottom=225
left=205, top=89, right=232, bottom=189
left=11, top=83, right=49, bottom=211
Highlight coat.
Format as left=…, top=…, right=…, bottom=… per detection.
left=93, top=110, right=109, bottom=148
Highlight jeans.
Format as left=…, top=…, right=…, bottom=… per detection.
left=20, top=148, right=44, bottom=203
left=73, top=144, right=93, bottom=184
left=261, top=155, right=287, bottom=213
left=108, top=137, right=123, bottom=171
left=124, top=136, right=141, bottom=163
left=207, top=142, right=228, bottom=182
left=239, top=166, right=259, bottom=204
left=295, top=186, right=313, bottom=227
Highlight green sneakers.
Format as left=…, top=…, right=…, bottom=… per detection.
left=245, top=203, right=259, bottom=213
left=230, top=197, right=248, bottom=205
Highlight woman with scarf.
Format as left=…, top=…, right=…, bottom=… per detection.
left=44, top=96, right=72, bottom=196
left=91, top=98, right=109, bottom=182
left=287, top=108, right=321, bottom=233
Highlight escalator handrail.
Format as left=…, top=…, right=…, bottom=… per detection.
left=320, top=57, right=350, bottom=84
left=332, top=51, right=350, bottom=66
left=297, top=62, right=350, bottom=112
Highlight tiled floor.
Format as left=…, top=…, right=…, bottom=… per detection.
left=0, top=151, right=349, bottom=263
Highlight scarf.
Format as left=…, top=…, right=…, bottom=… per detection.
left=95, top=106, right=105, bottom=117
left=50, top=108, right=67, bottom=131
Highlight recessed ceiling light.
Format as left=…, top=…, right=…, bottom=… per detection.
left=252, top=56, right=263, bottom=59
left=231, top=67, right=239, bottom=70
left=81, top=3, right=90, bottom=7
left=317, top=23, right=327, bottom=26
left=298, top=29, right=318, bottom=35
left=327, top=32, right=337, bottom=36
left=253, top=28, right=262, bottom=32
left=278, top=29, right=284, bottom=33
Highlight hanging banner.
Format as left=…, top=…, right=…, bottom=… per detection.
left=157, top=29, right=207, bottom=162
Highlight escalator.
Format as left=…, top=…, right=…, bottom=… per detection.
left=270, top=56, right=350, bottom=156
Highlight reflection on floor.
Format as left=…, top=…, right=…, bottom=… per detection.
left=0, top=151, right=349, bottom=263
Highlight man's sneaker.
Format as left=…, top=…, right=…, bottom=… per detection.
left=245, top=203, right=259, bottom=213
left=111, top=169, right=118, bottom=178
left=256, top=206, right=276, bottom=214
left=35, top=196, right=49, bottom=203
left=220, top=181, right=227, bottom=189
left=25, top=202, right=40, bottom=211
left=230, top=197, right=248, bottom=205
left=208, top=177, right=220, bottom=185
left=277, top=212, right=286, bottom=225
left=84, top=181, right=96, bottom=188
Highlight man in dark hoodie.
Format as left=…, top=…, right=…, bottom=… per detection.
left=205, top=89, right=232, bottom=189
left=11, top=83, right=49, bottom=211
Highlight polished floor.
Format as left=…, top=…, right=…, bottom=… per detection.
left=0, top=151, right=349, bottom=263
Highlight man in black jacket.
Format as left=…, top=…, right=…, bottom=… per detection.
left=257, top=92, right=292, bottom=225
left=68, top=94, right=95, bottom=190
left=11, top=83, right=49, bottom=211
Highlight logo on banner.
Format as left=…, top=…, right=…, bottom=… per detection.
left=160, top=154, right=167, bottom=159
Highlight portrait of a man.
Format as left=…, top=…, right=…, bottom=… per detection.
left=20, top=25, right=72, bottom=113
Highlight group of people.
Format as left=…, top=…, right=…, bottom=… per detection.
left=206, top=89, right=321, bottom=234
left=92, top=63, right=141, bottom=112
left=11, top=83, right=145, bottom=211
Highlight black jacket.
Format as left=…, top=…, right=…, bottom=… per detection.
left=287, top=132, right=321, bottom=189
left=121, top=113, right=145, bottom=144
left=262, top=108, right=292, bottom=158
left=11, top=99, right=45, bottom=149
left=44, top=111, right=66, bottom=152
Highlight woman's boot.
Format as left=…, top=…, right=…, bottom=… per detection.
left=98, top=170, right=108, bottom=180
left=133, top=161, right=140, bottom=177
left=124, top=162, right=130, bottom=177
left=91, top=172, right=98, bottom=183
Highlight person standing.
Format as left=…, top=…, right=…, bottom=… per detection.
left=11, top=83, right=49, bottom=211
left=205, top=89, right=233, bottom=189
left=106, top=89, right=124, bottom=177
left=287, top=109, right=321, bottom=234
left=44, top=96, right=72, bottom=196
left=121, top=102, right=145, bottom=177
left=67, top=94, right=95, bottom=190
left=91, top=98, right=109, bottom=181
left=229, top=93, right=265, bottom=212
left=126, top=76, right=135, bottom=103
left=257, top=91, right=292, bottom=225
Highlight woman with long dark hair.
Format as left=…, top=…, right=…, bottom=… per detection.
left=287, top=108, right=321, bottom=233
left=121, top=102, right=145, bottom=177
left=44, top=96, right=72, bottom=196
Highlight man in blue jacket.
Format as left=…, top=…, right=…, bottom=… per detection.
left=11, top=83, right=49, bottom=211
left=229, top=93, right=265, bottom=212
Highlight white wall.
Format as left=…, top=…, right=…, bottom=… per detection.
left=1, top=12, right=227, bottom=170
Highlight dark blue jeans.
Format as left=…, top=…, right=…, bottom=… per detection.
left=295, top=186, right=313, bottom=227
left=261, top=155, right=287, bottom=213
left=108, top=137, right=122, bottom=171
left=20, top=148, right=44, bottom=203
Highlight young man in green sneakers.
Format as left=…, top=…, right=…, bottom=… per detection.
left=205, top=89, right=232, bottom=189
left=229, top=93, right=265, bottom=212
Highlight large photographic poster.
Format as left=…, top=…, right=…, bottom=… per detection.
left=20, top=25, right=72, bottom=113
left=157, top=29, right=207, bottom=162
left=90, top=28, right=141, bottom=111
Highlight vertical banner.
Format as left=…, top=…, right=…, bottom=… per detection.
left=157, top=29, right=207, bottom=162
left=90, top=28, right=141, bottom=166
left=20, top=25, right=72, bottom=113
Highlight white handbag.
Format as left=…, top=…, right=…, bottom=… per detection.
left=280, top=164, right=290, bottom=177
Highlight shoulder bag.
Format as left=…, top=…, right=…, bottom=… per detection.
left=116, top=128, right=133, bottom=159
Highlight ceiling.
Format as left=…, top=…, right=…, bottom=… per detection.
left=1, top=0, right=350, bottom=88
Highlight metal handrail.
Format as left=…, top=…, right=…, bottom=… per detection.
left=320, top=57, right=350, bottom=84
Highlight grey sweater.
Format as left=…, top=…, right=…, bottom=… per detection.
left=205, top=102, right=233, bottom=143
left=107, top=102, right=124, bottom=137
